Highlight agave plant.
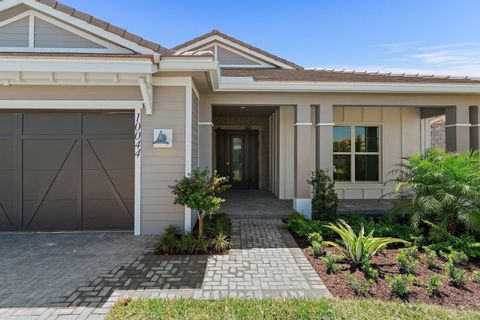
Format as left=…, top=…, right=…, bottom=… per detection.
left=324, top=219, right=408, bottom=266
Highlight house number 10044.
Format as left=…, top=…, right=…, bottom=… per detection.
left=134, top=113, right=141, bottom=158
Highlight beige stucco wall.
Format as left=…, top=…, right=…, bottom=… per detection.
left=141, top=86, right=186, bottom=234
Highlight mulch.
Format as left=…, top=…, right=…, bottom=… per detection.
left=294, top=236, right=480, bottom=310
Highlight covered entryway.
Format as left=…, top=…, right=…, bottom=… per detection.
left=0, top=111, right=134, bottom=231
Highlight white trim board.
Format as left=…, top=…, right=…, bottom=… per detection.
left=0, top=10, right=132, bottom=54
left=0, top=58, right=155, bottom=73
left=0, top=100, right=143, bottom=109
left=134, top=106, right=142, bottom=235
left=219, top=77, right=480, bottom=94
left=184, top=78, right=193, bottom=233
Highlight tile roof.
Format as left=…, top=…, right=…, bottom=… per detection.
left=34, top=0, right=174, bottom=55
left=172, top=29, right=303, bottom=70
left=221, top=68, right=480, bottom=84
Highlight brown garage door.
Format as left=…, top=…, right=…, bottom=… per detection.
left=0, top=111, right=134, bottom=230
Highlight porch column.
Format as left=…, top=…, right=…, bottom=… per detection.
left=445, top=105, right=470, bottom=152
left=294, top=103, right=312, bottom=218
left=470, top=106, right=480, bottom=149
left=199, top=101, right=213, bottom=170
left=315, top=104, right=333, bottom=177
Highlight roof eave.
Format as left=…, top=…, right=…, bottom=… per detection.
left=218, top=77, right=480, bottom=94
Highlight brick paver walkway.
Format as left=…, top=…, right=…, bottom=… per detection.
left=0, top=219, right=330, bottom=319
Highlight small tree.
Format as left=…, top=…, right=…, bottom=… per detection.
left=170, top=168, right=230, bottom=237
left=308, top=169, right=338, bottom=221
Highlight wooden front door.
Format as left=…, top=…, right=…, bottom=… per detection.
left=216, top=129, right=259, bottom=189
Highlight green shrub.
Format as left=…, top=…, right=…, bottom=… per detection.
left=424, top=248, right=440, bottom=270
left=308, top=169, right=338, bottom=221
left=427, top=235, right=480, bottom=260
left=471, top=271, right=480, bottom=283
left=346, top=274, right=374, bottom=296
left=442, top=250, right=468, bottom=266
left=286, top=211, right=323, bottom=238
left=177, top=233, right=197, bottom=254
left=311, top=241, right=325, bottom=257
left=195, top=236, right=210, bottom=253
left=158, top=225, right=179, bottom=254
left=388, top=148, right=480, bottom=236
left=210, top=233, right=231, bottom=253
left=324, top=219, right=408, bottom=267
left=308, top=232, right=323, bottom=243
left=426, top=275, right=443, bottom=296
left=362, top=263, right=379, bottom=280
left=324, top=252, right=341, bottom=274
left=386, top=274, right=415, bottom=298
left=396, top=247, right=418, bottom=274
left=446, top=261, right=468, bottom=287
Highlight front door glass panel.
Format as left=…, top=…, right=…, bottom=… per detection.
left=231, top=136, right=243, bottom=183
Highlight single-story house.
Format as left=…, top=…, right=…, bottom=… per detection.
left=0, top=0, right=479, bottom=235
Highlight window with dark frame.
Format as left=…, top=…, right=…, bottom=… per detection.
left=333, top=126, right=380, bottom=182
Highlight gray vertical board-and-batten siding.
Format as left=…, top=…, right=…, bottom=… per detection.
left=191, top=91, right=199, bottom=169
left=0, top=16, right=28, bottom=47
left=141, top=86, right=186, bottom=234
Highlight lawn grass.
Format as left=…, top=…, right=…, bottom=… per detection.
left=106, top=297, right=480, bottom=320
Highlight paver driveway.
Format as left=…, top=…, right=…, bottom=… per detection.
left=0, top=231, right=158, bottom=319
left=0, top=219, right=330, bottom=319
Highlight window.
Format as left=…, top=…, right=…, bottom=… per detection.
left=333, top=126, right=380, bottom=182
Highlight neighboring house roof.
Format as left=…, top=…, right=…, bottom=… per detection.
left=172, top=29, right=303, bottom=70
left=33, top=0, right=174, bottom=55
left=221, top=68, right=480, bottom=84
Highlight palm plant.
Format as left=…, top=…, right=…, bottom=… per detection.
left=324, top=219, right=408, bottom=267
left=387, top=148, right=480, bottom=235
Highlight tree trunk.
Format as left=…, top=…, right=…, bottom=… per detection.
left=198, top=212, right=205, bottom=237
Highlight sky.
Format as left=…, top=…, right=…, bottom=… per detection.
left=60, top=0, right=480, bottom=77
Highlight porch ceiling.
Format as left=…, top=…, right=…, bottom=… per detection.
left=213, top=105, right=277, bottom=117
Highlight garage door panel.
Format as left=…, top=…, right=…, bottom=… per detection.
left=0, top=113, right=17, bottom=135
left=23, top=170, right=80, bottom=200
left=23, top=113, right=80, bottom=135
left=23, top=140, right=80, bottom=170
left=23, top=200, right=79, bottom=229
left=83, top=169, right=133, bottom=198
left=83, top=113, right=133, bottom=136
left=82, top=200, right=133, bottom=229
left=0, top=201, right=15, bottom=229
left=83, top=139, right=134, bottom=170
left=0, top=114, right=18, bottom=230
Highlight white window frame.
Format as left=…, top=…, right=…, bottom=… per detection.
left=333, top=125, right=382, bottom=183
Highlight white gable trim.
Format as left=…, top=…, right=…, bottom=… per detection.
left=177, top=34, right=295, bottom=69
left=0, top=0, right=158, bottom=54
left=195, top=42, right=275, bottom=69
left=0, top=10, right=132, bottom=53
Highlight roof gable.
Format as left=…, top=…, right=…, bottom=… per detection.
left=173, top=30, right=302, bottom=70
left=0, top=9, right=132, bottom=53
left=0, top=0, right=174, bottom=55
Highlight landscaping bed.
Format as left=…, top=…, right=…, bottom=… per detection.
left=155, top=213, right=231, bottom=255
left=106, top=297, right=480, bottom=320
left=302, top=246, right=480, bottom=310
left=287, top=213, right=480, bottom=311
